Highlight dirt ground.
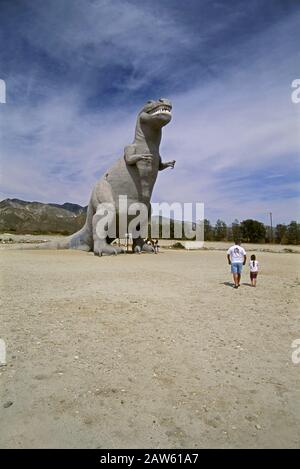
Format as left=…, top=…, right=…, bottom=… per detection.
left=0, top=244, right=299, bottom=448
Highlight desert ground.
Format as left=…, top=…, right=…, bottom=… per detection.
left=0, top=237, right=299, bottom=448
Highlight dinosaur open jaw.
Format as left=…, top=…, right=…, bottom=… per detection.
left=148, top=106, right=172, bottom=117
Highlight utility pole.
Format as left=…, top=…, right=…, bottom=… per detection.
left=270, top=212, right=273, bottom=243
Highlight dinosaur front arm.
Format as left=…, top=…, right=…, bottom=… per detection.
left=124, top=144, right=152, bottom=165
left=159, top=158, right=176, bottom=171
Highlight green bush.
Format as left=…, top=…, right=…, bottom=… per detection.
left=171, top=242, right=185, bottom=249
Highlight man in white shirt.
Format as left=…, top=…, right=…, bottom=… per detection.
left=227, top=240, right=247, bottom=289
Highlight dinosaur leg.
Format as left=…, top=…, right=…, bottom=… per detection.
left=131, top=205, right=153, bottom=253
left=92, top=211, right=124, bottom=256
left=91, top=179, right=125, bottom=256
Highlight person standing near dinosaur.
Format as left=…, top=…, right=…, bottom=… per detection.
left=227, top=240, right=247, bottom=288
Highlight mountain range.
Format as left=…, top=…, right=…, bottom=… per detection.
left=0, top=198, right=87, bottom=234
left=0, top=198, right=198, bottom=237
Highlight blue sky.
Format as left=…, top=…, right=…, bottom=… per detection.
left=0, top=0, right=299, bottom=224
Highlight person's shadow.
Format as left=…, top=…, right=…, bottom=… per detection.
left=221, top=282, right=253, bottom=288
left=221, top=282, right=235, bottom=288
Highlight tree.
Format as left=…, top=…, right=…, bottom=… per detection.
left=232, top=219, right=241, bottom=242
left=286, top=221, right=300, bottom=245
left=240, top=219, right=266, bottom=243
left=204, top=219, right=213, bottom=241
left=227, top=226, right=233, bottom=241
left=275, top=224, right=287, bottom=244
left=214, top=219, right=227, bottom=241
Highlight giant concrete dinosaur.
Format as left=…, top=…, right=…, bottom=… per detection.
left=33, top=98, right=175, bottom=255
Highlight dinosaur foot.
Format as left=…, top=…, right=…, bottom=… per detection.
left=142, top=243, right=154, bottom=253
left=133, top=242, right=154, bottom=253
left=94, top=241, right=125, bottom=256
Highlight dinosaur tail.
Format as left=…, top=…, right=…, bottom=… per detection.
left=15, top=237, right=72, bottom=250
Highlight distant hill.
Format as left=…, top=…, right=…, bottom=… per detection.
left=0, top=198, right=87, bottom=234
left=48, top=202, right=87, bottom=215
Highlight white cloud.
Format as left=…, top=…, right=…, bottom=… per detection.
left=16, top=0, right=194, bottom=91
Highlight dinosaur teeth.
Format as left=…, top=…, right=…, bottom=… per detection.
left=150, top=107, right=171, bottom=116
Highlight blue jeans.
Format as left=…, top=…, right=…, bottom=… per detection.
left=231, top=262, right=243, bottom=274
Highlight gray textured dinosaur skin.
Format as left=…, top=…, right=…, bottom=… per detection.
left=62, top=98, right=175, bottom=256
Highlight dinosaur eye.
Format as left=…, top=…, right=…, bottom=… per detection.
left=147, top=100, right=153, bottom=104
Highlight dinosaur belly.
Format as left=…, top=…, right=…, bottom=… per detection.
left=104, top=157, right=158, bottom=205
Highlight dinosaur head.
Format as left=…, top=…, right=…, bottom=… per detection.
left=138, top=98, right=172, bottom=128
